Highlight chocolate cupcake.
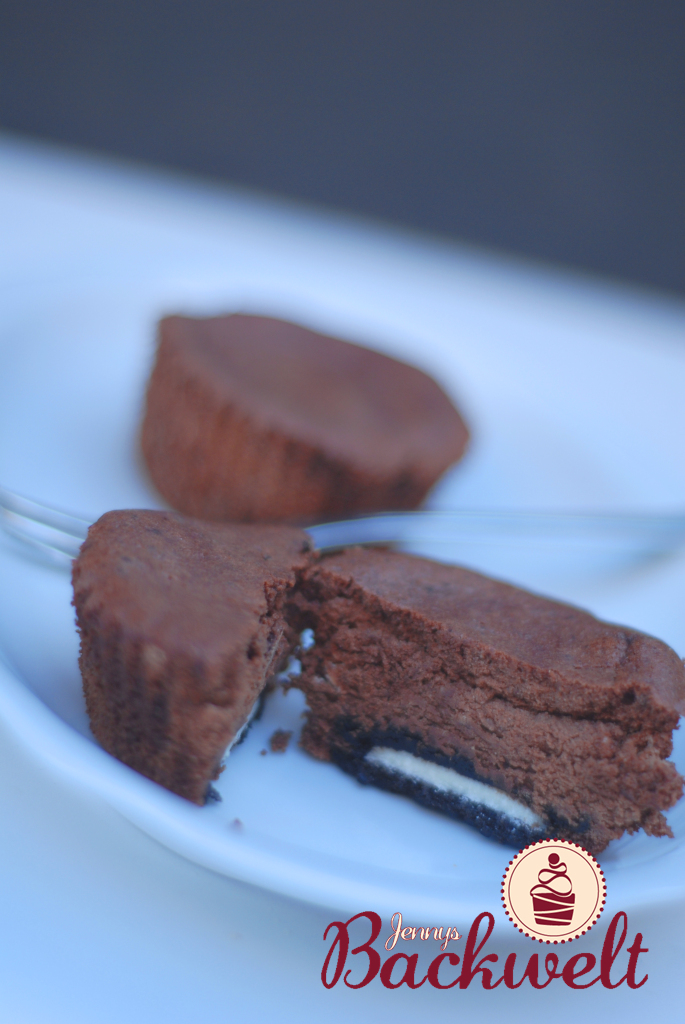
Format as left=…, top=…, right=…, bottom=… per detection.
left=72, top=509, right=312, bottom=803
left=287, top=547, right=685, bottom=853
left=141, top=314, right=469, bottom=523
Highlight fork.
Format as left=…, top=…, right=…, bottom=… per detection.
left=3, top=484, right=685, bottom=570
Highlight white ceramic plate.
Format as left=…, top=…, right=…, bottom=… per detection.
left=1, top=270, right=685, bottom=924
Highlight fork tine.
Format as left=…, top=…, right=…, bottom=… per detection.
left=0, top=487, right=91, bottom=536
left=0, top=486, right=92, bottom=565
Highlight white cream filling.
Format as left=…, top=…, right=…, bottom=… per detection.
left=365, top=746, right=544, bottom=828
left=225, top=699, right=261, bottom=756
left=226, top=647, right=307, bottom=759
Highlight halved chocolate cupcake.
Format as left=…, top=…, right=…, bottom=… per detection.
left=72, top=515, right=685, bottom=852
left=72, top=509, right=312, bottom=803
left=287, top=547, right=685, bottom=853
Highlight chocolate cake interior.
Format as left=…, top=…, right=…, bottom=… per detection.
left=285, top=547, right=685, bottom=853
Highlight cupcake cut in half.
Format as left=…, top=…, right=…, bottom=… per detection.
left=72, top=509, right=313, bottom=803
left=286, top=547, right=685, bottom=854
left=72, top=514, right=685, bottom=853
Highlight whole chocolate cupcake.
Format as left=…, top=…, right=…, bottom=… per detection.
left=141, top=313, right=469, bottom=523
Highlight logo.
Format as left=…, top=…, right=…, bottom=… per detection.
left=501, top=838, right=606, bottom=942
left=322, top=842, right=649, bottom=990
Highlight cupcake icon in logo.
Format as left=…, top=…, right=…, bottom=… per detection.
left=529, top=851, right=575, bottom=927
left=502, top=839, right=606, bottom=942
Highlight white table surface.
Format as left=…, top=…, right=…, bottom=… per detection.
left=1, top=132, right=683, bottom=1023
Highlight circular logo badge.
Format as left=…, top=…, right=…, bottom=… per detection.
left=501, top=839, right=606, bottom=943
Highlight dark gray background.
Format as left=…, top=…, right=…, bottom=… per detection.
left=1, top=1, right=683, bottom=294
